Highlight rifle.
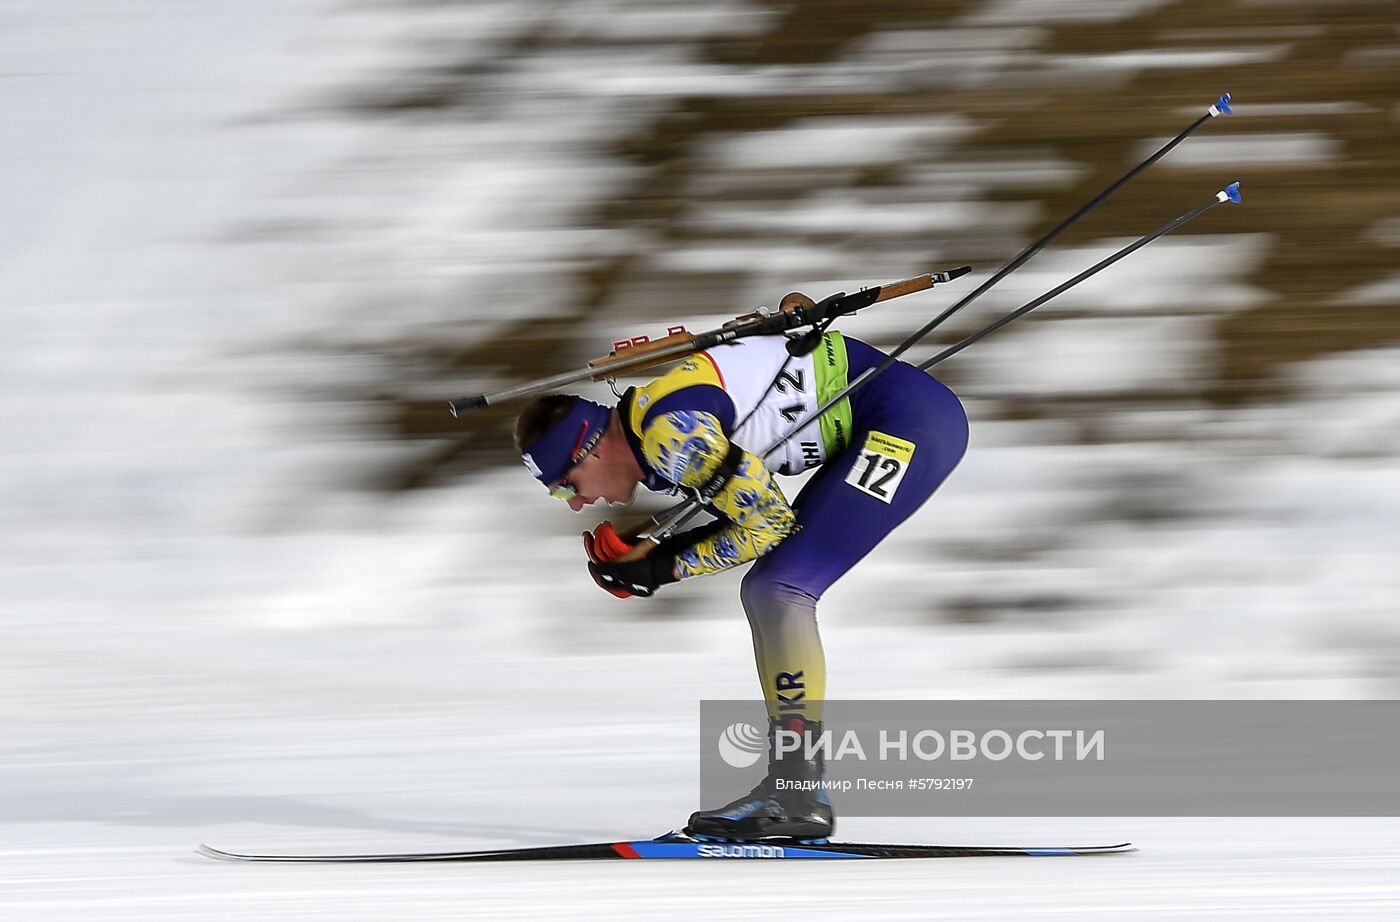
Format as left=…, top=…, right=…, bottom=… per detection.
left=447, top=267, right=972, bottom=417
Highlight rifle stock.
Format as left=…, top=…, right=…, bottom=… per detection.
left=875, top=273, right=934, bottom=302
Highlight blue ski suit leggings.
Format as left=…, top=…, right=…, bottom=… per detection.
left=742, top=346, right=969, bottom=722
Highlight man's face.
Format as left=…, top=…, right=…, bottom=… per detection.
left=554, top=449, right=638, bottom=512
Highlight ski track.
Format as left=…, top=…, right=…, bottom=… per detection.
left=2, top=1, right=1399, bottom=918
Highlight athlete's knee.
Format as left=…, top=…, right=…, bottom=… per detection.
left=740, top=566, right=817, bottom=628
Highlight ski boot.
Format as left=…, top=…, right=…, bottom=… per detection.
left=685, top=715, right=834, bottom=842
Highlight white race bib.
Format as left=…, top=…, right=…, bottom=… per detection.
left=844, top=431, right=915, bottom=504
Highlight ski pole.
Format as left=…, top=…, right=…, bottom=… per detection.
left=918, top=183, right=1242, bottom=372
left=903, top=92, right=1235, bottom=358
left=643, top=184, right=1246, bottom=547
left=630, top=94, right=1235, bottom=549
left=447, top=267, right=971, bottom=417
left=723, top=94, right=1235, bottom=472
left=632, top=183, right=1245, bottom=551
left=758, top=93, right=1236, bottom=444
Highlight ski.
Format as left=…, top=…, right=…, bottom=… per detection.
left=197, top=831, right=1134, bottom=863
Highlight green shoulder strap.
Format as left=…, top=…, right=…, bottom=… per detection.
left=814, top=331, right=853, bottom=457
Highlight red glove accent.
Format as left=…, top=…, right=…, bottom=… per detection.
left=583, top=522, right=635, bottom=598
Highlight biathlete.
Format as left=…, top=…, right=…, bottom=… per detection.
left=514, top=330, right=969, bottom=841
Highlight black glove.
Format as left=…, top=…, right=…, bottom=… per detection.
left=587, top=550, right=679, bottom=599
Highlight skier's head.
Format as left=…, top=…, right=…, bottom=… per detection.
left=515, top=395, right=643, bottom=510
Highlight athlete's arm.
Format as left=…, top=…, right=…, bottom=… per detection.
left=639, top=410, right=796, bottom=578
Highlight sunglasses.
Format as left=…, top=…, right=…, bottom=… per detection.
left=545, top=416, right=607, bottom=502
left=548, top=445, right=597, bottom=502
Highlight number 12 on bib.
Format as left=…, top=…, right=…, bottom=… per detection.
left=845, top=431, right=915, bottom=504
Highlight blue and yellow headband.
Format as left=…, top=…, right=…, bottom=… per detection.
left=521, top=398, right=612, bottom=487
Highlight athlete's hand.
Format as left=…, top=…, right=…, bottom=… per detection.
left=583, top=522, right=633, bottom=562
left=587, top=549, right=679, bottom=599
left=583, top=522, right=636, bottom=599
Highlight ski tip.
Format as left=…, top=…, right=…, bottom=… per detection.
left=1018, top=842, right=1132, bottom=856
left=1219, top=181, right=1242, bottom=204
left=1210, top=92, right=1233, bottom=117
left=948, top=265, right=973, bottom=280
left=197, top=844, right=237, bottom=861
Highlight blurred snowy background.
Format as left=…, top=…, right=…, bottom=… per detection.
left=2, top=0, right=1398, bottom=918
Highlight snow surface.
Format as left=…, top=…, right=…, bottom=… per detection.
left=3, top=1, right=1399, bottom=919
